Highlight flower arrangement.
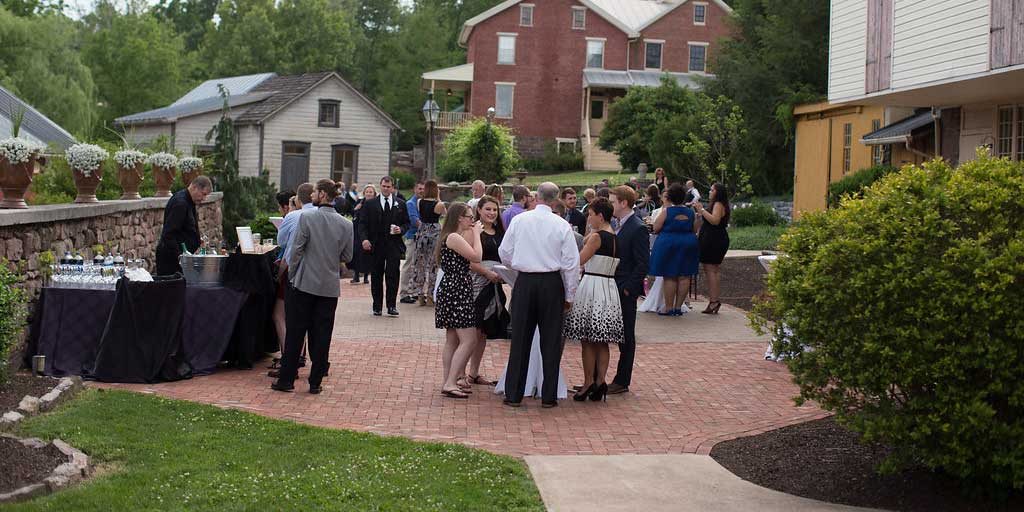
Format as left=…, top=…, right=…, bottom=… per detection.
left=179, top=157, right=203, bottom=175
left=0, top=137, right=45, bottom=165
left=146, top=152, right=178, bottom=169
left=114, top=149, right=147, bottom=169
left=65, top=143, right=109, bottom=177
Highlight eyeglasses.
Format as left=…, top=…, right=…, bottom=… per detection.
left=461, top=214, right=475, bottom=219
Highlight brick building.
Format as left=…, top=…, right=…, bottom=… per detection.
left=422, top=0, right=732, bottom=170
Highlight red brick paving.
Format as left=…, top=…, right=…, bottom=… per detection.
left=96, top=280, right=826, bottom=457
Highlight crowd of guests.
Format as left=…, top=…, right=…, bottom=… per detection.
left=266, top=171, right=731, bottom=400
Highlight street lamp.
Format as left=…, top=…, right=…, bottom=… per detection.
left=486, top=106, right=495, bottom=125
left=422, top=91, right=441, bottom=180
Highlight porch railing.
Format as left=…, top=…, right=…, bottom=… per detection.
left=436, top=111, right=472, bottom=130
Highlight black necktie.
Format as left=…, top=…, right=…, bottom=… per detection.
left=384, top=197, right=391, bottom=216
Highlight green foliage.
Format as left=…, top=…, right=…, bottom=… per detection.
left=249, top=213, right=278, bottom=240
left=389, top=169, right=417, bottom=190
left=703, top=0, right=829, bottom=195
left=0, top=259, right=26, bottom=385
left=732, top=201, right=784, bottom=227
left=151, top=0, right=218, bottom=52
left=827, top=164, right=897, bottom=207
left=728, top=225, right=786, bottom=251
left=28, top=140, right=158, bottom=204
left=438, top=118, right=519, bottom=184
left=678, top=95, right=751, bottom=195
left=751, top=152, right=1024, bottom=490
left=523, top=142, right=584, bottom=173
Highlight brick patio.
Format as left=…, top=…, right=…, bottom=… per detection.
left=98, top=281, right=826, bottom=457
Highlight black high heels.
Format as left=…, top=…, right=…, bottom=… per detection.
left=574, top=383, right=595, bottom=402
left=589, top=382, right=608, bottom=402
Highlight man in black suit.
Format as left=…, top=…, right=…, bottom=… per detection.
left=559, top=187, right=587, bottom=236
left=357, top=176, right=410, bottom=316
left=608, top=185, right=650, bottom=394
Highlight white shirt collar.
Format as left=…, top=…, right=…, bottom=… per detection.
left=533, top=204, right=552, bottom=214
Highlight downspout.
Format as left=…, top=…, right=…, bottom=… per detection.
left=257, top=123, right=264, bottom=177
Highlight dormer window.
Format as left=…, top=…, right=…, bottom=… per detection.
left=693, top=2, right=707, bottom=25
left=318, top=100, right=339, bottom=127
left=572, top=7, right=586, bottom=30
left=520, top=4, right=534, bottom=26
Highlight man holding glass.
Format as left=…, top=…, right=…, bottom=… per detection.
left=357, top=176, right=410, bottom=316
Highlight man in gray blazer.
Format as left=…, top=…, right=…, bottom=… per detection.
left=272, top=179, right=354, bottom=394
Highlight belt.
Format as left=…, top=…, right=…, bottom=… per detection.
left=583, top=272, right=615, bottom=279
left=520, top=271, right=560, bottom=276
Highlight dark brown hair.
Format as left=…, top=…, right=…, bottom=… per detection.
left=315, top=179, right=340, bottom=201
left=436, top=202, right=471, bottom=264
left=474, top=195, right=505, bottom=237
left=588, top=197, right=613, bottom=223
left=423, top=180, right=440, bottom=200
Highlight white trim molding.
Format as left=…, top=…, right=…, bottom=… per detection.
left=519, top=4, right=534, bottom=26
left=644, top=39, right=665, bottom=70
left=693, top=2, right=708, bottom=26
left=494, top=82, right=516, bottom=119
left=571, top=6, right=587, bottom=30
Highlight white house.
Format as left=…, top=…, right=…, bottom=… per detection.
left=115, top=72, right=401, bottom=191
left=828, top=0, right=1024, bottom=166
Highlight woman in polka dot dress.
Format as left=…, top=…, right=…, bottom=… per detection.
left=434, top=202, right=483, bottom=398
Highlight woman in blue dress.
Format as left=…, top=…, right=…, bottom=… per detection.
left=648, top=183, right=699, bottom=316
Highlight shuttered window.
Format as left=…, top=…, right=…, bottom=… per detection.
left=990, top=0, right=1024, bottom=68
left=865, top=0, right=893, bottom=93
left=843, top=123, right=852, bottom=174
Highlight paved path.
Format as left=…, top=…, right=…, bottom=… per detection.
left=99, top=280, right=825, bottom=457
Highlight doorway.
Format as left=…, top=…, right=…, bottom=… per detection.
left=331, top=144, right=359, bottom=186
left=281, top=141, right=310, bottom=192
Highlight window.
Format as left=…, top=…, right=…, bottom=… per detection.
left=520, top=4, right=533, bottom=26
left=871, top=119, right=882, bottom=165
left=644, top=40, right=663, bottom=69
left=283, top=143, right=308, bottom=155
left=688, top=43, right=707, bottom=72
left=590, top=99, right=604, bottom=119
left=693, top=2, right=707, bottom=25
left=996, top=105, right=1024, bottom=160
left=556, top=138, right=577, bottom=153
left=842, top=123, right=852, bottom=174
left=586, top=38, right=605, bottom=68
left=497, top=34, right=516, bottom=64
left=318, top=100, right=339, bottom=127
left=495, top=83, right=514, bottom=118
left=331, top=145, right=358, bottom=183
left=572, top=7, right=586, bottom=29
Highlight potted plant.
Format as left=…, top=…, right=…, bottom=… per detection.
left=114, top=149, right=147, bottom=200
left=0, top=109, right=46, bottom=209
left=65, top=143, right=109, bottom=203
left=147, top=152, right=178, bottom=197
left=178, top=157, right=203, bottom=188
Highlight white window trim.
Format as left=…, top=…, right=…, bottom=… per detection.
left=519, top=4, right=534, bottom=27
left=572, top=6, right=586, bottom=30
left=495, top=82, right=516, bottom=119
left=585, top=37, right=606, bottom=69
left=688, top=41, right=709, bottom=73
left=555, top=137, right=578, bottom=153
left=693, top=2, right=708, bottom=26
left=644, top=39, right=665, bottom=70
left=497, top=33, right=517, bottom=65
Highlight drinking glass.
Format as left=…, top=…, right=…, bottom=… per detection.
left=253, top=233, right=262, bottom=246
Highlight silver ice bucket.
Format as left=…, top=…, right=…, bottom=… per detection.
left=179, top=253, right=227, bottom=287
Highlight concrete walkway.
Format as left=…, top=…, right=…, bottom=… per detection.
left=526, top=454, right=884, bottom=512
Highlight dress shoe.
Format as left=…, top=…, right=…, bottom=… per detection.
left=309, top=385, right=322, bottom=394
left=400, top=296, right=417, bottom=304
left=350, top=278, right=361, bottom=284
left=541, top=400, right=558, bottom=408
left=502, top=399, right=522, bottom=408
left=606, top=383, right=629, bottom=395
left=267, top=369, right=279, bottom=378
left=387, top=307, right=399, bottom=316
left=373, top=309, right=382, bottom=316
left=270, top=381, right=294, bottom=392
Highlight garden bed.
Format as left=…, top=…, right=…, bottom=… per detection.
left=710, top=416, right=1023, bottom=512
left=0, top=374, right=59, bottom=413
left=0, top=436, right=67, bottom=495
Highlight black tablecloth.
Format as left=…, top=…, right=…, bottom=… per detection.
left=222, top=251, right=280, bottom=368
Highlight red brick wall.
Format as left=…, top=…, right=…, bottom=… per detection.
left=628, top=1, right=732, bottom=73
left=466, top=0, right=630, bottom=139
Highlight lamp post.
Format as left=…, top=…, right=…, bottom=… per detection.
left=421, top=91, right=441, bottom=180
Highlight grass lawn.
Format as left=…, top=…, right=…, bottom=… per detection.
left=523, top=170, right=636, bottom=187
left=729, top=225, right=788, bottom=251
left=9, top=389, right=543, bottom=511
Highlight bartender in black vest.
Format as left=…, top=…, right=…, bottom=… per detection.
left=155, top=175, right=213, bottom=276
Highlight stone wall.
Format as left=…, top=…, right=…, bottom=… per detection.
left=0, top=192, right=223, bottom=301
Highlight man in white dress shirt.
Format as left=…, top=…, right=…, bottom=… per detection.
left=498, top=182, right=580, bottom=408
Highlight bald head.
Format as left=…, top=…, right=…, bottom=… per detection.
left=538, top=182, right=560, bottom=204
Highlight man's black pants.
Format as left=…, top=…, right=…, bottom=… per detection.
left=371, top=253, right=401, bottom=311
left=613, top=289, right=638, bottom=388
left=277, top=285, right=338, bottom=388
left=504, top=272, right=565, bottom=404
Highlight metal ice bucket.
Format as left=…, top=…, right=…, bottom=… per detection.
left=179, top=253, right=227, bottom=287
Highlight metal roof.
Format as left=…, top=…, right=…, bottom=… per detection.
left=422, top=63, right=474, bottom=91
left=115, top=92, right=274, bottom=126
left=582, top=69, right=706, bottom=89
left=861, top=111, right=934, bottom=145
left=171, top=73, right=276, bottom=106
left=0, top=84, right=77, bottom=150
left=235, top=72, right=401, bottom=130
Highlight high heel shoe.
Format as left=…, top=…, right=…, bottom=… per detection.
left=701, top=301, right=722, bottom=314
left=589, top=382, right=608, bottom=402
left=574, top=383, right=595, bottom=401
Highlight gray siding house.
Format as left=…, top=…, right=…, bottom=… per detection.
left=115, top=72, right=400, bottom=191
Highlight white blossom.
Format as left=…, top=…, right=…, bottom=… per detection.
left=114, top=149, right=147, bottom=169
left=146, top=152, right=178, bottom=169
left=65, top=143, right=109, bottom=177
left=0, top=137, right=45, bottom=165
left=179, top=157, right=203, bottom=174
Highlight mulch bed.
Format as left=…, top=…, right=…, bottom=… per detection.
left=0, top=373, right=59, bottom=414
left=710, top=416, right=1023, bottom=512
left=0, top=436, right=66, bottom=495
left=698, top=255, right=768, bottom=311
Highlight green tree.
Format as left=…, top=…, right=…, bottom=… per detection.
left=438, top=117, right=519, bottom=184
left=679, top=95, right=750, bottom=194
left=274, top=0, right=354, bottom=75
left=1, top=0, right=63, bottom=16
left=151, top=0, right=219, bottom=52
left=350, top=0, right=399, bottom=93
left=704, top=0, right=829, bottom=195
left=201, top=0, right=280, bottom=76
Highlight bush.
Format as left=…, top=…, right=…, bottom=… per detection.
left=731, top=201, right=784, bottom=227
left=249, top=214, right=279, bottom=241
left=751, top=152, right=1024, bottom=490
left=437, top=118, right=520, bottom=184
left=389, top=169, right=417, bottom=189
left=0, top=261, right=27, bottom=385
left=522, top=142, right=585, bottom=173
left=28, top=140, right=161, bottom=205
left=827, top=164, right=896, bottom=207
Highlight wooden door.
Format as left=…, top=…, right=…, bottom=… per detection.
left=281, top=142, right=310, bottom=192
left=331, top=145, right=358, bottom=186
left=793, top=116, right=833, bottom=219
left=866, top=0, right=893, bottom=93
left=588, top=98, right=607, bottom=137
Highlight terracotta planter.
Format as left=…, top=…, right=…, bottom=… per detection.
left=118, top=162, right=144, bottom=200
left=181, top=167, right=202, bottom=188
left=72, top=164, right=103, bottom=203
left=0, top=157, right=36, bottom=209
left=153, top=165, right=176, bottom=197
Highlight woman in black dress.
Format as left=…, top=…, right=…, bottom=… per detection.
left=435, top=202, right=483, bottom=398
left=654, top=167, right=668, bottom=192
left=695, top=183, right=730, bottom=314
left=349, top=185, right=375, bottom=284
left=463, top=196, right=509, bottom=387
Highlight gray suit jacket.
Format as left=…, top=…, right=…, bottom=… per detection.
left=289, top=205, right=354, bottom=297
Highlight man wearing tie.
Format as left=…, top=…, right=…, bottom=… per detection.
left=608, top=185, right=650, bottom=394
left=357, top=176, right=410, bottom=316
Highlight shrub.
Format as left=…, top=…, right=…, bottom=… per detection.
left=827, top=164, right=896, bottom=207
left=522, top=142, right=585, bottom=173
left=28, top=140, right=158, bottom=205
left=751, top=152, right=1024, bottom=490
left=731, top=201, right=784, bottom=227
left=0, top=261, right=27, bottom=385
left=249, top=214, right=278, bottom=241
left=437, top=118, right=520, bottom=184
left=389, top=170, right=418, bottom=190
